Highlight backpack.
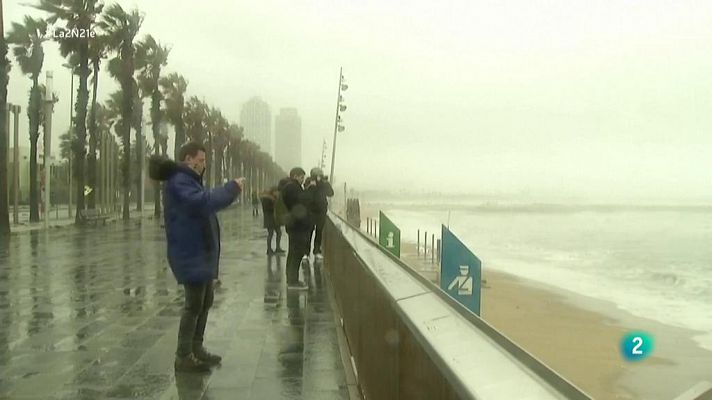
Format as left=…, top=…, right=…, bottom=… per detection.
left=274, top=192, right=289, bottom=227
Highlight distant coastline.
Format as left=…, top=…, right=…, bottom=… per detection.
left=364, top=199, right=712, bottom=214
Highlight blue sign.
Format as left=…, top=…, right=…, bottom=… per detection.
left=440, top=225, right=482, bottom=315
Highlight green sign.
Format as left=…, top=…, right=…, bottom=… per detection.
left=378, top=211, right=401, bottom=258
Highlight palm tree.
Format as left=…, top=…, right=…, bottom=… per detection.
left=32, top=0, right=104, bottom=224
left=89, top=103, right=110, bottom=207
left=131, top=84, right=143, bottom=211
left=211, top=111, right=229, bottom=186
left=205, top=106, right=226, bottom=187
left=59, top=129, right=73, bottom=160
left=57, top=127, right=74, bottom=202
left=227, top=124, right=243, bottom=178
left=7, top=16, right=47, bottom=223
left=159, top=72, right=187, bottom=159
left=86, top=35, right=108, bottom=209
left=104, top=89, right=123, bottom=205
left=159, top=121, right=168, bottom=156
left=240, top=140, right=258, bottom=199
left=136, top=34, right=169, bottom=217
left=104, top=89, right=122, bottom=134
left=184, top=96, right=208, bottom=145
left=0, top=0, right=11, bottom=237
left=99, top=3, right=143, bottom=220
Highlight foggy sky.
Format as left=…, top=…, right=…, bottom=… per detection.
left=4, top=0, right=712, bottom=203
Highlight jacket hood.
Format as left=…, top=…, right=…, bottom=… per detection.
left=149, top=155, right=179, bottom=182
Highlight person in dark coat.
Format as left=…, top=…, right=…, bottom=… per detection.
left=305, top=167, right=334, bottom=258
left=280, top=167, right=314, bottom=290
left=251, top=191, right=260, bottom=217
left=149, top=142, right=245, bottom=373
left=275, top=177, right=290, bottom=227
left=260, top=187, right=285, bottom=255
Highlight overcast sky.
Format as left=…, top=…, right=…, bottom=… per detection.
left=4, top=0, right=712, bottom=203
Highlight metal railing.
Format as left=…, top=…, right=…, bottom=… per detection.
left=324, top=211, right=593, bottom=400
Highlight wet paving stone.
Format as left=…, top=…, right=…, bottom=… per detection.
left=0, top=207, right=349, bottom=399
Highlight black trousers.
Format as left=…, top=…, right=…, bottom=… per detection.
left=311, top=214, right=326, bottom=254
left=176, top=281, right=214, bottom=357
left=286, top=230, right=311, bottom=284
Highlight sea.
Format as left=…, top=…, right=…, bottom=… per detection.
left=369, top=200, right=712, bottom=352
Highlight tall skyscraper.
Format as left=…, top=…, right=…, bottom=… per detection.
left=240, top=97, right=272, bottom=155
left=275, top=108, right=302, bottom=171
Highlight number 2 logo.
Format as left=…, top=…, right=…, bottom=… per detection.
left=631, top=337, right=644, bottom=355
left=621, top=331, right=654, bottom=361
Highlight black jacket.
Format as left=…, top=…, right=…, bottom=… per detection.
left=306, top=180, right=334, bottom=215
left=281, top=178, right=314, bottom=232
left=260, top=194, right=277, bottom=229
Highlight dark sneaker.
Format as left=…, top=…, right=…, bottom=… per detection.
left=175, top=353, right=211, bottom=372
left=287, top=281, right=309, bottom=291
left=194, top=347, right=222, bottom=366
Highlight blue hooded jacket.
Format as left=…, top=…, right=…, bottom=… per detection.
left=150, top=156, right=241, bottom=284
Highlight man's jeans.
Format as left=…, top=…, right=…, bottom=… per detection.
left=286, top=230, right=311, bottom=284
left=312, top=214, right=326, bottom=254
left=176, top=281, right=214, bottom=357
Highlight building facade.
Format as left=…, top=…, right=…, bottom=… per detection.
left=239, top=97, right=272, bottom=156
left=274, top=108, right=302, bottom=172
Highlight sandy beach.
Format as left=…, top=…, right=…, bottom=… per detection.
left=400, top=242, right=712, bottom=400
left=356, top=207, right=712, bottom=400
left=397, top=241, right=632, bottom=400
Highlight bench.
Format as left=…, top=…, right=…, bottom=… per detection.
left=79, top=209, right=110, bottom=225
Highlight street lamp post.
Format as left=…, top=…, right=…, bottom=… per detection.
left=63, top=63, right=75, bottom=219
left=329, top=67, right=348, bottom=185
left=4, top=103, right=9, bottom=210
left=11, top=104, right=20, bottom=224
left=320, top=139, right=327, bottom=170
left=101, top=133, right=106, bottom=213
left=43, top=71, right=55, bottom=230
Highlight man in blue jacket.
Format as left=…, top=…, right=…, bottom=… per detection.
left=150, top=142, right=245, bottom=372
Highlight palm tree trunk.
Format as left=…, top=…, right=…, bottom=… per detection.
left=122, top=124, right=130, bottom=220
left=0, top=27, right=9, bottom=237
left=215, top=150, right=223, bottom=185
left=135, top=117, right=142, bottom=212
left=74, top=41, right=90, bottom=224
left=87, top=60, right=100, bottom=210
left=207, top=133, right=214, bottom=187
left=121, top=72, right=133, bottom=220
left=151, top=89, right=161, bottom=217
left=28, top=80, right=40, bottom=222
left=173, top=112, right=184, bottom=160
left=173, top=122, right=181, bottom=160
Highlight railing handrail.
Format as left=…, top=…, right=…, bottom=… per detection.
left=673, top=381, right=712, bottom=400
left=329, top=211, right=593, bottom=400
